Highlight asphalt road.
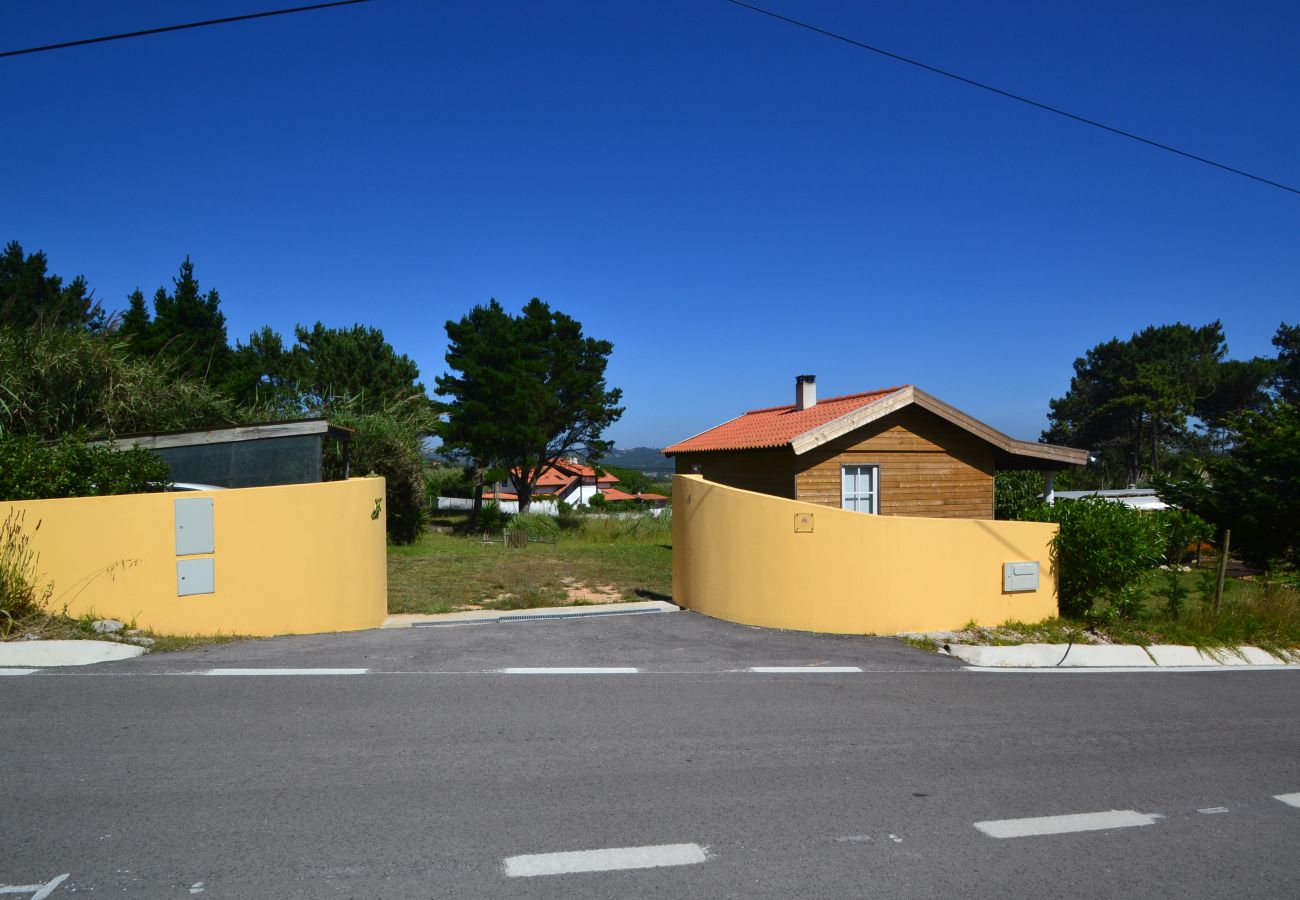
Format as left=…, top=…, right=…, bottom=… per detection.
left=4, top=611, right=1298, bottom=898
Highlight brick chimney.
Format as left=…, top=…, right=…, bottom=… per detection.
left=795, top=374, right=816, bottom=411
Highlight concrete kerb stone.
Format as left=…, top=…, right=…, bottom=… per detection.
left=0, top=639, right=146, bottom=667
left=948, top=642, right=1299, bottom=669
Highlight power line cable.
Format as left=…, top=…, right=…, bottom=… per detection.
left=722, top=0, right=1299, bottom=197
left=0, top=0, right=374, bottom=59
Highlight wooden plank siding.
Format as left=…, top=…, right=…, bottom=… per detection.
left=793, top=406, right=995, bottom=518
left=674, top=448, right=797, bottom=499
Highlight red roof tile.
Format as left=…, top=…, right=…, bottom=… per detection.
left=600, top=488, right=670, bottom=502
left=663, top=387, right=907, bottom=454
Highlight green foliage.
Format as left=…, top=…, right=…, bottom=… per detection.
left=0, top=509, right=53, bottom=628
left=288, top=321, right=424, bottom=411
left=1044, top=322, right=1234, bottom=485
left=476, top=501, right=509, bottom=533
left=1153, top=507, right=1214, bottom=566
left=0, top=240, right=104, bottom=330
left=1158, top=568, right=1190, bottom=618
left=1274, top=322, right=1300, bottom=404
left=0, top=325, right=239, bottom=439
left=0, top=436, right=169, bottom=500
left=600, top=465, right=653, bottom=495
left=994, top=470, right=1043, bottom=520
left=118, top=258, right=232, bottom=384
left=587, top=492, right=608, bottom=510
left=1022, top=497, right=1166, bottom=618
left=222, top=325, right=299, bottom=414
left=326, top=398, right=434, bottom=545
left=509, top=512, right=560, bottom=541
left=424, top=463, right=475, bottom=500
left=1159, top=399, right=1300, bottom=568
left=436, top=298, right=624, bottom=513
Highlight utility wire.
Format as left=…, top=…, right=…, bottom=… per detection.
left=722, top=0, right=1300, bottom=197
left=0, top=0, right=374, bottom=59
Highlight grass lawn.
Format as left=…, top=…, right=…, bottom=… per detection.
left=387, top=512, right=673, bottom=614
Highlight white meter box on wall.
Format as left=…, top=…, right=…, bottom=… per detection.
left=1003, top=561, right=1040, bottom=592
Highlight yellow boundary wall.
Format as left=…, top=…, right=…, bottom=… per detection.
left=672, top=475, right=1058, bottom=634
left=4, top=478, right=388, bottom=636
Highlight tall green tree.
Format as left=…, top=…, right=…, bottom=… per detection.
left=1274, top=322, right=1300, bottom=404
left=1045, top=322, right=1227, bottom=485
left=118, top=257, right=232, bottom=384
left=289, top=322, right=424, bottom=412
left=222, top=326, right=299, bottom=414
left=0, top=240, right=103, bottom=329
left=437, top=298, right=624, bottom=514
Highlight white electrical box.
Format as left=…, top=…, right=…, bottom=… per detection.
left=1003, top=561, right=1040, bottom=592
left=174, top=497, right=215, bottom=556
left=177, top=557, right=215, bottom=596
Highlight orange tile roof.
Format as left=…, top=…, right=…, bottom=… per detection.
left=519, top=460, right=619, bottom=488
left=663, top=387, right=907, bottom=454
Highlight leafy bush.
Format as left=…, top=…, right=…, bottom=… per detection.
left=0, top=435, right=169, bottom=500
left=0, top=509, right=53, bottom=631
left=1153, top=508, right=1214, bottom=566
left=0, top=324, right=238, bottom=439
left=1023, top=497, right=1166, bottom=618
left=477, top=501, right=509, bottom=533
left=325, top=398, right=433, bottom=545
left=995, top=471, right=1044, bottom=520
left=425, top=462, right=475, bottom=500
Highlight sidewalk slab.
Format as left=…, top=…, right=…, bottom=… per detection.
left=0, top=640, right=145, bottom=667
left=383, top=600, right=679, bottom=628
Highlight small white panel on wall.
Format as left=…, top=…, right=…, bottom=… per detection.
left=177, top=557, right=215, bottom=596
left=1003, top=561, right=1040, bottom=592
left=174, top=497, right=215, bottom=556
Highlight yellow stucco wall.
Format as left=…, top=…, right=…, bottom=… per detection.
left=672, top=474, right=1058, bottom=634
left=5, top=478, right=388, bottom=636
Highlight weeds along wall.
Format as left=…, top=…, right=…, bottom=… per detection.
left=4, top=477, right=387, bottom=636
left=672, top=475, right=1058, bottom=634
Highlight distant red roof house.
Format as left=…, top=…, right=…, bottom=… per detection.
left=663, top=376, right=1086, bottom=520
left=490, top=458, right=619, bottom=508
left=599, top=488, right=670, bottom=507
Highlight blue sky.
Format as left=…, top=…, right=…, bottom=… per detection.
left=6, top=1, right=1297, bottom=448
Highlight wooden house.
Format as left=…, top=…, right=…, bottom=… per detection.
left=663, top=376, right=1087, bottom=520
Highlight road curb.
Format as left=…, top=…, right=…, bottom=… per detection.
left=0, top=639, right=146, bottom=667
left=946, top=642, right=1299, bottom=669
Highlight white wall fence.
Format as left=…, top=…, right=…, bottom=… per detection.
left=435, top=497, right=666, bottom=517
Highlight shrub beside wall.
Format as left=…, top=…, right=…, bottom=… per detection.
left=0, top=436, right=169, bottom=501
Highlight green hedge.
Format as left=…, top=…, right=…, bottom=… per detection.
left=0, top=436, right=169, bottom=501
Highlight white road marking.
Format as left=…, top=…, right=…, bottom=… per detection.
left=0, top=669, right=38, bottom=676
left=1197, top=807, right=1230, bottom=814
left=1, top=874, right=69, bottom=897
left=748, top=666, right=863, bottom=673
left=503, top=843, right=708, bottom=877
left=974, top=810, right=1159, bottom=838
left=204, top=668, right=369, bottom=676
left=1274, top=793, right=1300, bottom=808
left=499, top=667, right=639, bottom=674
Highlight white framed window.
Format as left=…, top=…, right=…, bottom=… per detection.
left=841, top=464, right=878, bottom=514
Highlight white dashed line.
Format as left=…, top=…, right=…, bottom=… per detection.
left=499, top=667, right=639, bottom=674
left=1274, top=793, right=1300, bottom=808
left=0, top=669, right=38, bottom=676
left=748, top=666, right=863, bottom=673
left=503, top=843, right=708, bottom=877
left=1197, top=807, right=1230, bottom=814
left=974, top=810, right=1159, bottom=838
left=204, top=668, right=370, bottom=676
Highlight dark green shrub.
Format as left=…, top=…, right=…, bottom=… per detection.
left=477, top=501, right=509, bottom=533
left=0, top=435, right=169, bottom=500
left=1159, top=568, right=1191, bottom=618
left=995, top=470, right=1045, bottom=520
left=1, top=508, right=53, bottom=629
left=325, top=399, right=433, bottom=545
left=509, top=512, right=559, bottom=541
left=1023, top=497, right=1166, bottom=618
left=1154, top=508, right=1214, bottom=566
